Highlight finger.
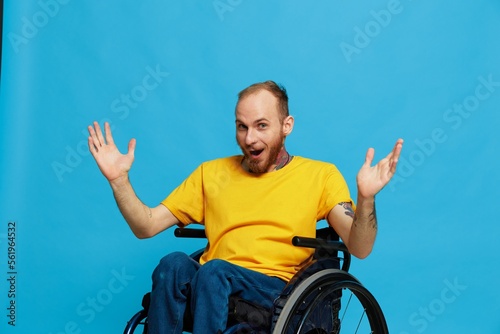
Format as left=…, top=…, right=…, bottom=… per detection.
left=93, top=121, right=105, bottom=146
left=382, top=140, right=402, bottom=164
left=88, top=122, right=97, bottom=139
left=364, top=148, right=375, bottom=167
left=392, top=138, right=403, bottom=160
left=87, top=124, right=100, bottom=152
left=104, top=122, right=115, bottom=146
left=389, top=139, right=404, bottom=173
left=127, top=138, right=136, bottom=158
left=88, top=135, right=98, bottom=156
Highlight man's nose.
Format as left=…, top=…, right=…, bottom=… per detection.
left=245, top=128, right=257, bottom=146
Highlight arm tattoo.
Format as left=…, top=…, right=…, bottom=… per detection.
left=339, top=202, right=355, bottom=219
left=369, top=204, right=377, bottom=230
left=340, top=201, right=377, bottom=230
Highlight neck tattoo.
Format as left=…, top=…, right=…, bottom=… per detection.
left=274, top=147, right=293, bottom=171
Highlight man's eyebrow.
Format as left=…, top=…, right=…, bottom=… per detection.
left=235, top=118, right=270, bottom=124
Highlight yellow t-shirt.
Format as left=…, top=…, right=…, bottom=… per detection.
left=162, top=155, right=353, bottom=282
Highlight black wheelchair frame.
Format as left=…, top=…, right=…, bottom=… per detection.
left=123, top=227, right=388, bottom=333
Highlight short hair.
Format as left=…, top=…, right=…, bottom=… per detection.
left=237, top=80, right=289, bottom=122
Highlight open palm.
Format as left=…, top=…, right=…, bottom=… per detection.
left=88, top=122, right=136, bottom=182
left=356, top=139, right=403, bottom=198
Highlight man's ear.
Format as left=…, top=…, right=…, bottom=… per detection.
left=282, top=115, right=294, bottom=136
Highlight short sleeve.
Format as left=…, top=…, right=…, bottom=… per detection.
left=318, top=165, right=354, bottom=220
left=161, top=164, right=205, bottom=226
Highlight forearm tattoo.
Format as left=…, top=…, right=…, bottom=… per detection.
left=340, top=201, right=377, bottom=230
left=368, top=204, right=377, bottom=230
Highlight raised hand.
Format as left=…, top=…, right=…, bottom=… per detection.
left=356, top=139, right=404, bottom=198
left=88, top=122, right=136, bottom=183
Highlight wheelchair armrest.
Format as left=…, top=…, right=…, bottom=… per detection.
left=174, top=227, right=207, bottom=238
left=292, top=236, right=351, bottom=272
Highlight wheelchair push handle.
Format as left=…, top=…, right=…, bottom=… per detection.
left=292, top=236, right=348, bottom=252
left=292, top=236, right=351, bottom=271
left=174, top=228, right=206, bottom=238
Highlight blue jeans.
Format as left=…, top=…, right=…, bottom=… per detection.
left=148, top=252, right=286, bottom=334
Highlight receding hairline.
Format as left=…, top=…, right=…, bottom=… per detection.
left=236, top=81, right=289, bottom=122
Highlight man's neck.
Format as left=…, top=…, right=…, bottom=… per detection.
left=274, top=147, right=293, bottom=171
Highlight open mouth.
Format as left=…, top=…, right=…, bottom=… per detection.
left=249, top=149, right=264, bottom=159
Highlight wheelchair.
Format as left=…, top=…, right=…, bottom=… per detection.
left=123, top=226, right=388, bottom=333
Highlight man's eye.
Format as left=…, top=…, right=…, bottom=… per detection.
left=237, top=124, right=247, bottom=130
left=258, top=123, right=267, bottom=129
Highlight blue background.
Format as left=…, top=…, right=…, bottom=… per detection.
left=1, top=1, right=499, bottom=333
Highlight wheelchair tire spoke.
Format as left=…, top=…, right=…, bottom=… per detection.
left=271, top=270, right=388, bottom=334
left=340, top=290, right=353, bottom=323
left=353, top=308, right=366, bottom=334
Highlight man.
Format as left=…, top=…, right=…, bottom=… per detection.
left=88, top=81, right=403, bottom=333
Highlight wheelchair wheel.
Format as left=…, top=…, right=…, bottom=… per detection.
left=272, top=269, right=388, bottom=334
left=123, top=309, right=148, bottom=334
